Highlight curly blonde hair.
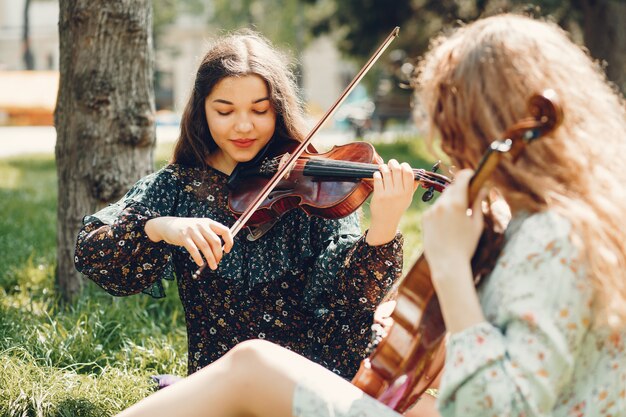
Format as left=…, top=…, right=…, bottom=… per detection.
left=414, top=14, right=626, bottom=328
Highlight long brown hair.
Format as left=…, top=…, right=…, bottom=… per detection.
left=172, top=29, right=307, bottom=167
left=415, top=14, right=626, bottom=328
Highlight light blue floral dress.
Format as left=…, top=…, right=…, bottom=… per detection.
left=293, top=211, right=626, bottom=417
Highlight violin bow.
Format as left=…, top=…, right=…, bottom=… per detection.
left=192, top=27, right=401, bottom=277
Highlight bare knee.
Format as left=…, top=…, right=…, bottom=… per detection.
left=186, top=340, right=281, bottom=416
left=226, top=339, right=279, bottom=372
left=223, top=340, right=293, bottom=413
left=193, top=339, right=281, bottom=386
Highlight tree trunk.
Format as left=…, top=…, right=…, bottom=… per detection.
left=55, top=0, right=156, bottom=301
left=581, top=0, right=626, bottom=94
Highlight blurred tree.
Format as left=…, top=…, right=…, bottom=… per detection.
left=152, top=0, right=205, bottom=41
left=571, top=0, right=625, bottom=94
left=204, top=0, right=312, bottom=88
left=55, top=1, right=156, bottom=301
left=210, top=0, right=314, bottom=78
left=151, top=0, right=206, bottom=109
left=211, top=0, right=306, bottom=48
left=303, top=0, right=625, bottom=93
left=152, top=0, right=178, bottom=40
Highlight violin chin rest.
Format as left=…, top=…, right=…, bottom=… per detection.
left=246, top=218, right=280, bottom=241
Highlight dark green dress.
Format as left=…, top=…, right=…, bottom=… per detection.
left=75, top=164, right=403, bottom=377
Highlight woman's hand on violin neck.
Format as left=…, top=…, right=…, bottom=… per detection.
left=366, top=159, right=417, bottom=246
left=145, top=216, right=234, bottom=270
left=422, top=169, right=484, bottom=278
left=422, top=169, right=487, bottom=333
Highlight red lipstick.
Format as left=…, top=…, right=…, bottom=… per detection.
left=231, top=138, right=255, bottom=148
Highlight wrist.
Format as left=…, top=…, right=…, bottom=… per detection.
left=431, top=262, right=486, bottom=333
left=427, top=251, right=472, bottom=282
left=365, top=222, right=398, bottom=246
left=145, top=217, right=165, bottom=242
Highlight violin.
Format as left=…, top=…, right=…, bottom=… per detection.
left=227, top=137, right=451, bottom=234
left=351, top=90, right=563, bottom=412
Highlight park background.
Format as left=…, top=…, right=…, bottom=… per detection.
left=0, top=1, right=624, bottom=415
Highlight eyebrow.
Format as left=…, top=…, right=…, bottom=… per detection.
left=212, top=97, right=270, bottom=105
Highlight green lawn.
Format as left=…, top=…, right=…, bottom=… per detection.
left=0, top=137, right=436, bottom=416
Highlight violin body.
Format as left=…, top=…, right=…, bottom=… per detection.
left=228, top=138, right=382, bottom=227
left=352, top=255, right=447, bottom=411
left=228, top=138, right=449, bottom=228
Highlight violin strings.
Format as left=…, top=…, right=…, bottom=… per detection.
left=294, top=160, right=444, bottom=184
left=304, top=159, right=448, bottom=187
left=264, top=155, right=448, bottom=187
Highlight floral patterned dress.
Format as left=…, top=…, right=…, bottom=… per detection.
left=292, top=211, right=626, bottom=417
left=75, top=164, right=403, bottom=377
left=438, top=211, right=626, bottom=417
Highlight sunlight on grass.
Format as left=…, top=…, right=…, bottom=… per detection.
left=1, top=351, right=153, bottom=416
left=1, top=257, right=55, bottom=311
left=0, top=164, right=22, bottom=190
left=0, top=157, right=57, bottom=294
left=0, top=150, right=187, bottom=416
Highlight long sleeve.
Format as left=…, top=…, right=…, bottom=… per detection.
left=438, top=212, right=594, bottom=417
left=75, top=204, right=171, bottom=296
left=74, top=166, right=181, bottom=297
left=303, top=213, right=403, bottom=316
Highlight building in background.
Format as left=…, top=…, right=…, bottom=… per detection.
left=0, top=70, right=57, bottom=125
left=0, top=0, right=58, bottom=124
left=0, top=0, right=58, bottom=71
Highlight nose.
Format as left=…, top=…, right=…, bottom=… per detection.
left=234, top=113, right=253, bottom=133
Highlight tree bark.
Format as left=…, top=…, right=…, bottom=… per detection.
left=581, top=0, right=626, bottom=93
left=55, top=0, right=156, bottom=301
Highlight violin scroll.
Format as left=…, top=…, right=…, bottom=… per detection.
left=528, top=89, right=563, bottom=136
left=507, top=89, right=563, bottom=146
left=468, top=90, right=562, bottom=203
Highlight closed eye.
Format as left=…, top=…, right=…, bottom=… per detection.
left=253, top=110, right=268, bottom=115
left=217, top=111, right=232, bottom=116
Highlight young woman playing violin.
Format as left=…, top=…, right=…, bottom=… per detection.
left=74, top=30, right=421, bottom=382
left=113, top=13, right=626, bottom=417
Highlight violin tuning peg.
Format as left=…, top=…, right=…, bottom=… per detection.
left=431, top=161, right=440, bottom=173
left=422, top=188, right=435, bottom=202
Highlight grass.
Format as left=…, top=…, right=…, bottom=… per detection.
left=0, top=136, right=437, bottom=416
